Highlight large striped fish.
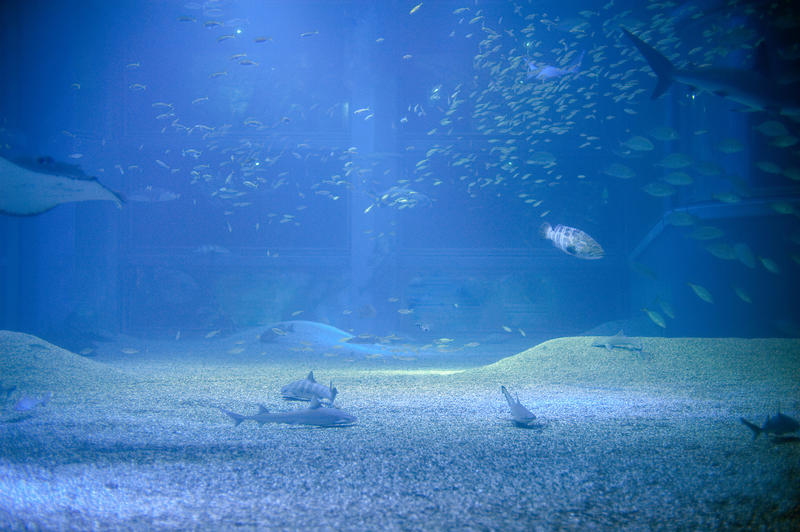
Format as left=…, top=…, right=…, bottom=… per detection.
left=540, top=223, right=604, bottom=260
left=281, top=371, right=337, bottom=404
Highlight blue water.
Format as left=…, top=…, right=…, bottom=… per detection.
left=0, top=0, right=799, bottom=346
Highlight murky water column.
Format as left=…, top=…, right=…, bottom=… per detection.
left=346, top=5, right=399, bottom=335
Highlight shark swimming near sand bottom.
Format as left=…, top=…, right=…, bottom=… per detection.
left=221, top=396, right=357, bottom=428
left=501, top=386, right=541, bottom=429
left=740, top=411, right=799, bottom=441
left=0, top=155, right=123, bottom=216
left=281, top=371, right=337, bottom=404
left=622, top=28, right=800, bottom=116
left=591, top=330, right=643, bottom=352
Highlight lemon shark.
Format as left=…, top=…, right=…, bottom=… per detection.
left=623, top=28, right=800, bottom=116
left=0, top=155, right=123, bottom=216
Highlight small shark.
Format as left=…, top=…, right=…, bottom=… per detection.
left=13, top=391, right=53, bottom=412
left=0, top=155, right=123, bottom=215
left=622, top=28, right=800, bottom=116
left=501, top=385, right=539, bottom=428
left=527, top=51, right=584, bottom=81
left=221, top=396, right=356, bottom=428
left=280, top=371, right=337, bottom=404
left=740, top=411, right=800, bottom=440
left=591, top=330, right=643, bottom=352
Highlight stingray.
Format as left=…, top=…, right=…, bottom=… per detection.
left=0, top=155, right=123, bottom=216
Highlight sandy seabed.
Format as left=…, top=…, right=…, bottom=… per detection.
left=0, top=328, right=798, bottom=531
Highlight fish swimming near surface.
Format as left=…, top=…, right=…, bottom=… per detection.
left=281, top=371, right=338, bottom=404
left=540, top=223, right=604, bottom=259
left=592, top=330, right=643, bottom=351
left=221, top=396, right=356, bottom=427
left=527, top=51, right=585, bottom=81
left=501, top=386, right=539, bottom=428
left=622, top=28, right=800, bottom=116
left=740, top=411, right=800, bottom=440
left=0, top=156, right=123, bottom=216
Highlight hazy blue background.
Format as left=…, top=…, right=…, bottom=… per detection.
left=1, top=0, right=798, bottom=352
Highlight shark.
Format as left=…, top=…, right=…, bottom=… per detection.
left=221, top=396, right=356, bottom=428
left=622, top=28, right=800, bottom=116
left=0, top=155, right=123, bottom=216
left=740, top=411, right=799, bottom=440
left=501, top=385, right=539, bottom=428
left=280, top=371, right=337, bottom=404
left=591, top=330, right=643, bottom=352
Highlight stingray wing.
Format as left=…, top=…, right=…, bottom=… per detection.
left=0, top=156, right=123, bottom=216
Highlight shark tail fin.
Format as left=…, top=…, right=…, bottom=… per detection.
left=329, top=381, right=338, bottom=405
left=622, top=28, right=674, bottom=99
left=740, top=418, right=761, bottom=439
left=222, top=409, right=245, bottom=427
left=501, top=386, right=515, bottom=408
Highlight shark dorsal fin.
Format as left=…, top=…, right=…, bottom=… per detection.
left=307, top=371, right=315, bottom=382
left=616, top=330, right=625, bottom=337
left=310, top=396, right=321, bottom=409
left=258, top=404, right=269, bottom=414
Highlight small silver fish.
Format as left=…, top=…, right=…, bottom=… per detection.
left=540, top=223, right=604, bottom=259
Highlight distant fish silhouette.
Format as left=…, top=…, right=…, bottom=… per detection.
left=527, top=51, right=584, bottom=81
left=740, top=412, right=799, bottom=440
left=540, top=223, right=604, bottom=259
left=0, top=156, right=123, bottom=216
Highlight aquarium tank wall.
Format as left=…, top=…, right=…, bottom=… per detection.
left=1, top=1, right=800, bottom=530
left=1, top=1, right=799, bottom=346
